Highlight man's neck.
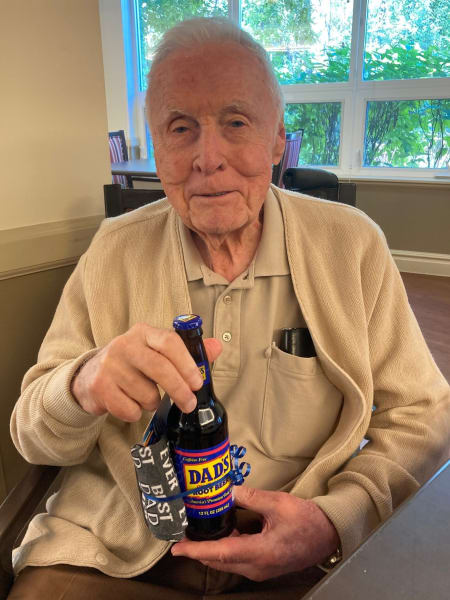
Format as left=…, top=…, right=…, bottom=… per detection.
left=192, top=218, right=263, bottom=282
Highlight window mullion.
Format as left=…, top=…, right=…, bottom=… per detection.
left=347, top=0, right=368, bottom=173
left=228, top=0, right=241, bottom=24
left=351, top=0, right=367, bottom=86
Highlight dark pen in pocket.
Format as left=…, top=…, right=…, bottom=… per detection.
left=280, top=328, right=316, bottom=358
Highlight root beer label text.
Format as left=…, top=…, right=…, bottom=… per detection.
left=173, top=438, right=233, bottom=519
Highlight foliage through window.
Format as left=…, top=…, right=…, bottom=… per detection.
left=241, top=0, right=353, bottom=85
left=364, top=0, right=449, bottom=81
left=364, top=99, right=450, bottom=168
left=285, top=103, right=341, bottom=167
left=134, top=0, right=450, bottom=174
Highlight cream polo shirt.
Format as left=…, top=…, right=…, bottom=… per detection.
left=178, top=189, right=344, bottom=492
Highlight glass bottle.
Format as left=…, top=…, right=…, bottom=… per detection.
left=167, top=314, right=236, bottom=540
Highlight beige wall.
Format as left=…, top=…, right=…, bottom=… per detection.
left=0, top=0, right=110, bottom=498
left=0, top=0, right=110, bottom=230
left=357, top=182, right=450, bottom=255
left=0, top=265, right=75, bottom=499
left=99, top=0, right=129, bottom=138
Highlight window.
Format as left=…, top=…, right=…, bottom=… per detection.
left=126, top=0, right=450, bottom=179
left=364, top=99, right=449, bottom=168
left=285, top=102, right=342, bottom=167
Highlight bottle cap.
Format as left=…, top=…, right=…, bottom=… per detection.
left=173, top=314, right=203, bottom=331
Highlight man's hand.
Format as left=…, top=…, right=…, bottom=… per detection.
left=71, top=323, right=222, bottom=421
left=171, top=485, right=340, bottom=582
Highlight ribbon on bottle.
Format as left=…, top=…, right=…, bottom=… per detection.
left=141, top=444, right=251, bottom=503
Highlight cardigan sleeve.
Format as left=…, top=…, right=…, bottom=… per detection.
left=10, top=205, right=179, bottom=468
left=10, top=250, right=107, bottom=466
left=312, top=235, right=450, bottom=557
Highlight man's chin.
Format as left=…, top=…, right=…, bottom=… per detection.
left=190, top=212, right=247, bottom=238
left=192, top=223, right=241, bottom=238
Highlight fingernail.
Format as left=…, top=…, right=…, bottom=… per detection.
left=185, top=397, right=197, bottom=413
left=193, top=371, right=203, bottom=389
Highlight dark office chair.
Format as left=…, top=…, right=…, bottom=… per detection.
left=283, top=167, right=356, bottom=206
left=108, top=130, right=133, bottom=188
left=271, top=130, right=304, bottom=188
left=0, top=465, right=61, bottom=597
left=104, top=184, right=166, bottom=218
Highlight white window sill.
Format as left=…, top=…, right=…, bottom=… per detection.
left=330, top=171, right=450, bottom=186
left=340, top=176, right=450, bottom=186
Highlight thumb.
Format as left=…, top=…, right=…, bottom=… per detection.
left=233, top=485, right=280, bottom=516
left=204, top=337, right=222, bottom=364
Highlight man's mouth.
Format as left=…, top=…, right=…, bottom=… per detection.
left=197, top=191, right=232, bottom=198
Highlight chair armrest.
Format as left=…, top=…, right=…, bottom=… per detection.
left=0, top=465, right=60, bottom=576
left=283, top=167, right=339, bottom=191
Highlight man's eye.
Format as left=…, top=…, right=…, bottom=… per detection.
left=172, top=126, right=189, bottom=134
left=230, top=120, right=246, bottom=128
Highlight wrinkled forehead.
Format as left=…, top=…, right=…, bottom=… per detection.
left=147, top=41, right=276, bottom=116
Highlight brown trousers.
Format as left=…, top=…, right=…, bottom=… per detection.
left=8, top=510, right=325, bottom=599
left=7, top=555, right=324, bottom=600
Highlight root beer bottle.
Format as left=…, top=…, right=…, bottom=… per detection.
left=167, top=314, right=236, bottom=540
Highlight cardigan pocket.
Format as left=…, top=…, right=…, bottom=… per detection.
left=260, top=344, right=343, bottom=460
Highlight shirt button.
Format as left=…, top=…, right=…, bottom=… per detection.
left=223, top=295, right=232, bottom=305
left=95, top=553, right=108, bottom=565
left=222, top=332, right=232, bottom=342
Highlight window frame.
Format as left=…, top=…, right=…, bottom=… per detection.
left=123, top=0, right=450, bottom=181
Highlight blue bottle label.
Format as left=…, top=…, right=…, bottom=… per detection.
left=173, top=438, right=233, bottom=519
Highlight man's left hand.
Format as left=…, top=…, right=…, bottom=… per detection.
left=171, top=485, right=340, bottom=581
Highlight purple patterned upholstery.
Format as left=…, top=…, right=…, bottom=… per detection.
left=272, top=130, right=304, bottom=188
left=108, top=130, right=131, bottom=188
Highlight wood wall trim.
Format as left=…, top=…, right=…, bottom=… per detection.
left=392, top=250, right=450, bottom=277
left=1, top=216, right=448, bottom=280
left=0, top=215, right=104, bottom=280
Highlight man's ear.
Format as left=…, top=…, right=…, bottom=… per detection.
left=272, top=121, right=286, bottom=165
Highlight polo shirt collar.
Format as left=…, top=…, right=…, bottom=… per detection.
left=178, top=187, right=290, bottom=285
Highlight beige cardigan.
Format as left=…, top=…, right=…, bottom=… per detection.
left=11, top=187, right=450, bottom=576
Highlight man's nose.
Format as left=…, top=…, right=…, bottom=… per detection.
left=192, top=128, right=227, bottom=175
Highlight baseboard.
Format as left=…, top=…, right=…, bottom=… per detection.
left=392, top=250, right=450, bottom=277
left=0, top=215, right=104, bottom=280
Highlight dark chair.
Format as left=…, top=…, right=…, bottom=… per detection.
left=104, top=184, right=166, bottom=218
left=0, top=465, right=61, bottom=597
left=108, top=130, right=133, bottom=188
left=283, top=167, right=356, bottom=206
left=271, top=130, right=304, bottom=188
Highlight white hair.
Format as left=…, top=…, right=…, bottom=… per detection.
left=146, top=17, right=284, bottom=118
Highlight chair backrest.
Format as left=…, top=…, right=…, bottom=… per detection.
left=272, top=130, right=304, bottom=188
left=104, top=184, right=166, bottom=217
left=108, top=130, right=132, bottom=188
left=282, top=167, right=356, bottom=206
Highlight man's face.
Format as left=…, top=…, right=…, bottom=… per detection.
left=148, top=41, right=285, bottom=237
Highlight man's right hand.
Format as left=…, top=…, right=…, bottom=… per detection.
left=70, top=323, right=222, bottom=422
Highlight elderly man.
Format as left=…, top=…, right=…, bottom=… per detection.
left=9, top=17, right=449, bottom=600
